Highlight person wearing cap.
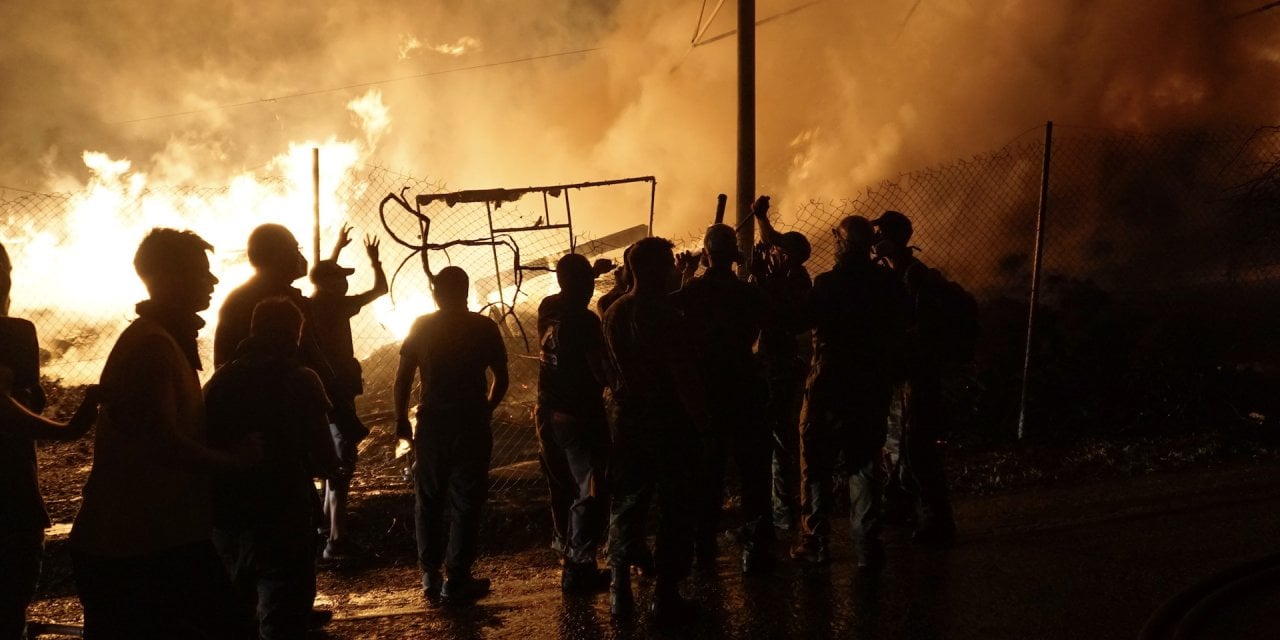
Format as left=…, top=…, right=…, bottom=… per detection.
left=394, top=266, right=508, bottom=605
left=672, top=222, right=774, bottom=575
left=602, top=237, right=709, bottom=620
left=307, top=225, right=388, bottom=561
left=535, top=253, right=613, bottom=593
left=748, top=196, right=814, bottom=532
left=791, top=216, right=907, bottom=571
left=871, top=210, right=959, bottom=545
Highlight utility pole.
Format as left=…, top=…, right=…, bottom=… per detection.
left=736, top=0, right=756, bottom=277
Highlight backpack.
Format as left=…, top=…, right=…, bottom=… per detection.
left=907, top=262, right=979, bottom=365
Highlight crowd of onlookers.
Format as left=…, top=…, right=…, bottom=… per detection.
left=0, top=194, right=970, bottom=638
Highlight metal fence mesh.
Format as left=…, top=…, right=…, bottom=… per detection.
left=5, top=124, right=1280, bottom=490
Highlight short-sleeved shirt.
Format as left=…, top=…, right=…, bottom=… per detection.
left=308, top=294, right=364, bottom=396
left=807, top=259, right=908, bottom=402
left=72, top=316, right=212, bottom=557
left=215, top=277, right=334, bottom=389
left=400, top=309, right=506, bottom=418
left=204, top=338, right=333, bottom=531
left=537, top=294, right=606, bottom=416
left=672, top=268, right=764, bottom=398
left=602, top=291, right=697, bottom=415
left=0, top=317, right=47, bottom=533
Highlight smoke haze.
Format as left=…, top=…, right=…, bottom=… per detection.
left=3, top=0, right=1278, bottom=234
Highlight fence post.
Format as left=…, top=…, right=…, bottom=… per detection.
left=312, top=147, right=321, bottom=266
left=735, top=0, right=756, bottom=278
left=1017, top=121, right=1054, bottom=440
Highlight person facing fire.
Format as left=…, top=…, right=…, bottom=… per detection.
left=307, top=225, right=389, bottom=561
left=603, top=237, right=709, bottom=621
left=0, top=241, right=102, bottom=640
left=535, top=253, right=612, bottom=593
left=748, top=196, right=814, bottom=532
left=791, top=216, right=907, bottom=571
left=205, top=296, right=341, bottom=639
left=872, top=210, right=963, bottom=545
left=672, top=223, right=775, bottom=575
left=394, top=266, right=509, bottom=605
left=71, top=228, right=259, bottom=639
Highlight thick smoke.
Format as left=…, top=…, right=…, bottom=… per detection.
left=3, top=0, right=1278, bottom=234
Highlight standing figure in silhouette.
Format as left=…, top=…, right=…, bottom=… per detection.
left=873, top=210, right=962, bottom=545
left=748, top=196, right=814, bottom=532
left=206, top=297, right=341, bottom=639
left=603, top=237, right=710, bottom=620
left=536, top=253, right=613, bottom=593
left=0, top=242, right=100, bottom=640
left=71, top=228, right=257, bottom=639
left=307, top=225, right=388, bottom=560
left=672, top=223, right=774, bottom=574
left=394, top=266, right=508, bottom=605
left=791, top=216, right=907, bottom=571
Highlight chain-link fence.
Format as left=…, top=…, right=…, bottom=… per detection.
left=5, top=124, right=1280, bottom=490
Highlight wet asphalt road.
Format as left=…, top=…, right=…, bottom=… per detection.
left=321, top=461, right=1280, bottom=639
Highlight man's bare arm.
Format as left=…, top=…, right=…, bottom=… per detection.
left=0, top=386, right=99, bottom=441
left=350, top=236, right=389, bottom=308
left=393, top=355, right=417, bottom=440
left=487, top=361, right=509, bottom=414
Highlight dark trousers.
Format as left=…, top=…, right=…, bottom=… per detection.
left=891, top=373, right=954, bottom=528
left=413, top=415, right=492, bottom=579
left=0, top=528, right=42, bottom=640
left=606, top=410, right=697, bottom=582
left=536, top=406, right=609, bottom=564
left=696, top=394, right=775, bottom=554
left=212, top=524, right=317, bottom=640
left=798, top=378, right=893, bottom=549
left=72, top=540, right=243, bottom=640
left=766, top=372, right=805, bottom=528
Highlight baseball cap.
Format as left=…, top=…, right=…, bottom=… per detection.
left=311, top=259, right=355, bottom=280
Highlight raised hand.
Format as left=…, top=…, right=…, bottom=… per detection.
left=751, top=195, right=771, bottom=220
left=365, top=235, right=381, bottom=263
left=331, top=224, right=355, bottom=260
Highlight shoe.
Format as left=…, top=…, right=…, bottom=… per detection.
left=322, top=538, right=357, bottom=561
left=650, top=583, right=697, bottom=623
left=562, top=562, right=611, bottom=593
left=309, top=608, right=334, bottom=628
left=628, top=548, right=655, bottom=579
left=422, top=570, right=444, bottom=603
left=441, top=575, right=491, bottom=604
left=609, top=566, right=633, bottom=616
left=789, top=536, right=829, bottom=566
left=742, top=549, right=775, bottom=576
left=855, top=542, right=885, bottom=571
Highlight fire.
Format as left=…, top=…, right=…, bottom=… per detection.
left=0, top=90, right=434, bottom=383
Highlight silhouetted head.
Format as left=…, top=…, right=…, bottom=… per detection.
left=556, top=253, right=595, bottom=308
left=134, top=228, right=218, bottom=314
left=310, top=259, right=354, bottom=296
left=777, top=231, right=811, bottom=266
left=628, top=237, right=675, bottom=293
left=617, top=244, right=636, bottom=290
left=702, top=223, right=739, bottom=267
left=834, top=216, right=876, bottom=263
left=871, top=210, right=913, bottom=260
left=0, top=242, right=10, bottom=316
left=250, top=296, right=303, bottom=351
left=431, top=266, right=470, bottom=310
left=247, top=224, right=307, bottom=282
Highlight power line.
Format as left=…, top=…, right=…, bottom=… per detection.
left=111, top=47, right=601, bottom=125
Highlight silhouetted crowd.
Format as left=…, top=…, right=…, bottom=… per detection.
left=0, top=196, right=974, bottom=638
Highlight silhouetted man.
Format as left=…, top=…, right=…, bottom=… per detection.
left=0, top=242, right=101, bottom=640
left=749, top=196, right=813, bottom=532
left=308, top=225, right=388, bottom=560
left=206, top=297, right=340, bottom=639
left=394, top=266, right=508, bottom=604
left=873, top=210, right=959, bottom=545
left=791, top=216, right=907, bottom=570
left=673, top=223, right=774, bottom=574
left=603, top=237, right=709, bottom=620
left=536, top=253, right=612, bottom=592
left=71, top=228, right=255, bottom=639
